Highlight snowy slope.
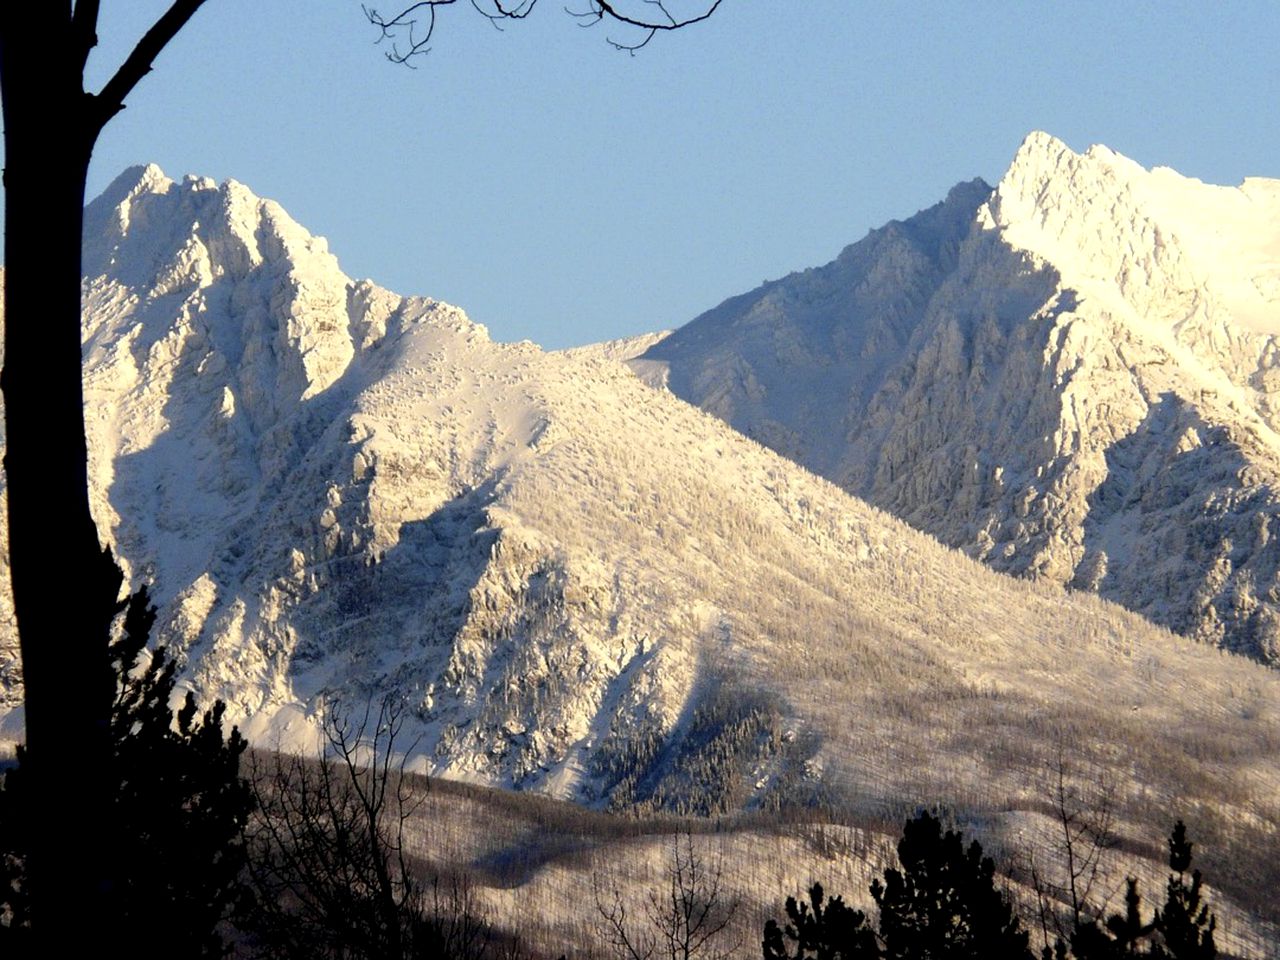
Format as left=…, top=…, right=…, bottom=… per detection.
left=642, top=133, right=1280, bottom=665
left=0, top=168, right=1276, bottom=916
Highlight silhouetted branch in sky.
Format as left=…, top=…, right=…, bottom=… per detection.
left=365, top=0, right=721, bottom=62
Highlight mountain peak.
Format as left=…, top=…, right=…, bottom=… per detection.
left=116, top=161, right=171, bottom=195
left=997, top=131, right=1155, bottom=201
left=87, top=163, right=173, bottom=219
left=1010, top=129, right=1071, bottom=164
left=84, top=164, right=346, bottom=288
left=646, top=134, right=1280, bottom=666
left=1007, top=129, right=1140, bottom=174
left=986, top=131, right=1280, bottom=339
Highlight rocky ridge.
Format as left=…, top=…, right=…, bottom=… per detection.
left=641, top=132, right=1280, bottom=664
left=0, top=165, right=1274, bottom=898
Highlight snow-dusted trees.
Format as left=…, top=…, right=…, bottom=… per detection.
left=0, top=1, right=720, bottom=946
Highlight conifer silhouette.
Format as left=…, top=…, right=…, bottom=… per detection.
left=870, top=810, right=1034, bottom=960
left=1153, top=821, right=1216, bottom=960
left=0, top=587, right=253, bottom=956
left=1055, top=821, right=1217, bottom=960
left=762, top=881, right=878, bottom=960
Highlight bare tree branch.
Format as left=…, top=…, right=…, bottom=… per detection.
left=596, top=880, right=658, bottom=960
left=575, top=0, right=722, bottom=53
left=242, top=695, right=481, bottom=958
left=90, top=0, right=210, bottom=130
left=595, top=831, right=739, bottom=960
left=365, top=1, right=458, bottom=64
left=369, top=0, right=720, bottom=62
left=71, top=0, right=101, bottom=74
left=1019, top=738, right=1122, bottom=952
left=472, top=0, right=538, bottom=31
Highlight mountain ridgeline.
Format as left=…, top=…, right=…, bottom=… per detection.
left=0, top=145, right=1276, bottom=947
left=641, top=132, right=1280, bottom=667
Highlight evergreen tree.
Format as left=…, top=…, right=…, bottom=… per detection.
left=870, top=811, right=1034, bottom=960
left=1054, top=822, right=1216, bottom=960
left=1152, top=821, right=1216, bottom=960
left=762, top=881, right=879, bottom=960
left=0, top=588, right=254, bottom=956
left=1069, top=878, right=1153, bottom=959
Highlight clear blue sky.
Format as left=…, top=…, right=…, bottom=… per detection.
left=13, top=1, right=1280, bottom=348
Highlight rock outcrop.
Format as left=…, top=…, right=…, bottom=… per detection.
left=643, top=133, right=1280, bottom=664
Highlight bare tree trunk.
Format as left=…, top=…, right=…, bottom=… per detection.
left=0, top=8, right=121, bottom=946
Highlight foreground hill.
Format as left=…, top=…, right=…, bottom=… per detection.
left=379, top=773, right=1280, bottom=958
left=0, top=165, right=1276, bottom=942
left=641, top=132, right=1280, bottom=666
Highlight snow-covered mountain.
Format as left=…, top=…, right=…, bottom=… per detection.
left=641, top=132, right=1280, bottom=666
left=0, top=166, right=1277, bottom=921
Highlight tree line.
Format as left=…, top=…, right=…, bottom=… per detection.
left=0, top=588, right=1224, bottom=959
left=761, top=812, right=1217, bottom=960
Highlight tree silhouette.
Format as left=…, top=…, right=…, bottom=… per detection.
left=761, top=816, right=1223, bottom=960
left=1060, top=821, right=1217, bottom=960
left=594, top=831, right=739, bottom=960
left=242, top=698, right=427, bottom=959
left=0, top=746, right=31, bottom=952
left=0, top=2, right=720, bottom=945
left=104, top=589, right=255, bottom=956
left=1153, top=821, right=1216, bottom=960
left=242, top=697, right=522, bottom=960
left=762, top=881, right=879, bottom=960
left=0, top=587, right=253, bottom=956
left=870, top=810, right=1034, bottom=960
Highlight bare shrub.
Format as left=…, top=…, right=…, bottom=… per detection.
left=594, top=831, right=739, bottom=960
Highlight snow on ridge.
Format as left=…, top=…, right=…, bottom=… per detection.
left=645, top=131, right=1280, bottom=666
left=83, top=165, right=348, bottom=291
left=989, top=131, right=1280, bottom=338
left=558, top=329, right=672, bottom=361
left=1, top=166, right=1279, bottom=940
left=94, top=162, right=175, bottom=209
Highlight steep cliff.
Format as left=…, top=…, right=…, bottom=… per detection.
left=643, top=133, right=1280, bottom=664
